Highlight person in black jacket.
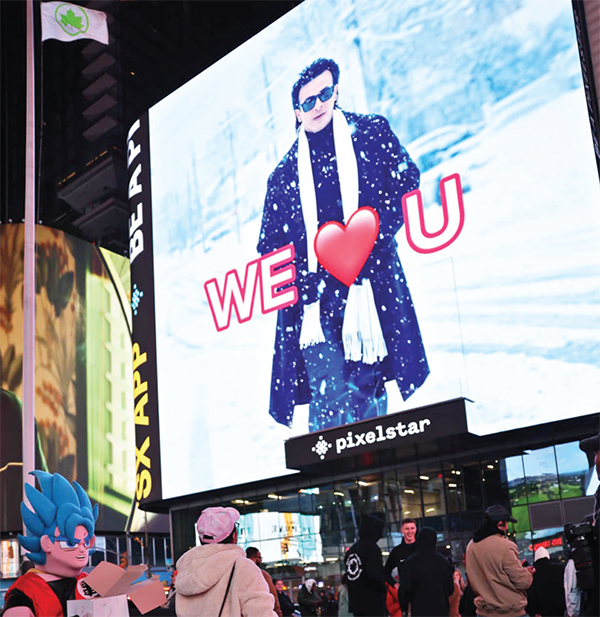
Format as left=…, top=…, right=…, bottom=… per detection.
left=384, top=517, right=418, bottom=614
left=297, top=579, right=320, bottom=616
left=526, top=547, right=566, bottom=617
left=400, top=526, right=454, bottom=616
left=274, top=580, right=297, bottom=617
left=345, top=512, right=387, bottom=617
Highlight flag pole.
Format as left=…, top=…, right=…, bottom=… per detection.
left=22, top=0, right=37, bottom=499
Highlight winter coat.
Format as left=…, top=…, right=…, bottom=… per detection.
left=345, top=513, right=387, bottom=617
left=526, top=557, right=566, bottom=617
left=276, top=590, right=296, bottom=617
left=175, top=544, right=276, bottom=617
left=399, top=527, right=454, bottom=616
left=297, top=585, right=319, bottom=615
left=386, top=582, right=402, bottom=617
left=465, top=524, right=532, bottom=617
left=257, top=110, right=429, bottom=428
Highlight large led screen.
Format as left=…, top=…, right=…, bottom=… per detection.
left=0, top=225, right=135, bottom=531
left=140, top=0, right=600, bottom=501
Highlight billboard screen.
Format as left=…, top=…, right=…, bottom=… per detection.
left=131, top=0, right=600, bottom=502
left=0, top=225, right=135, bottom=531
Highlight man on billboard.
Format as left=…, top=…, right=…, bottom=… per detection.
left=257, top=57, right=429, bottom=433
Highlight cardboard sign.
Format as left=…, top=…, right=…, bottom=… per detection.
left=69, top=562, right=167, bottom=615
left=67, top=594, right=128, bottom=617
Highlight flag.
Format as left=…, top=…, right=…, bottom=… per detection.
left=41, top=1, right=108, bottom=45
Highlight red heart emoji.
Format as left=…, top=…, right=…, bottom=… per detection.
left=314, top=206, right=380, bottom=287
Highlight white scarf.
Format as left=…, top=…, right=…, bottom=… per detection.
left=297, top=109, right=388, bottom=364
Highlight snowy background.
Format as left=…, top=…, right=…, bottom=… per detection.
left=147, top=0, right=600, bottom=499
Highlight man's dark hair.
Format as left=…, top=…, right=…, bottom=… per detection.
left=291, top=58, right=340, bottom=110
left=246, top=546, right=260, bottom=559
left=400, top=517, right=416, bottom=527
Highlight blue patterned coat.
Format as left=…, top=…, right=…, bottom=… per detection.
left=257, top=110, right=429, bottom=427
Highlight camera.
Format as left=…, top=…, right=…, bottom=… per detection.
left=564, top=521, right=596, bottom=590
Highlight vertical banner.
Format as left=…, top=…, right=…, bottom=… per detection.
left=127, top=113, right=162, bottom=505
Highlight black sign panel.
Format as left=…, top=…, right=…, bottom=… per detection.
left=127, top=113, right=163, bottom=505
left=285, top=398, right=469, bottom=469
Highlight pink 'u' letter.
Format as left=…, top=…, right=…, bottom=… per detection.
left=401, top=173, right=465, bottom=254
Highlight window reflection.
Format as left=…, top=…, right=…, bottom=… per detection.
left=522, top=447, right=559, bottom=503
left=398, top=467, right=422, bottom=522
left=443, top=463, right=466, bottom=514
left=174, top=438, right=594, bottom=586
left=420, top=465, right=446, bottom=518
left=556, top=442, right=589, bottom=500
left=506, top=455, right=527, bottom=507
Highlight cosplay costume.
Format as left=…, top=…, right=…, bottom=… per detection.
left=257, top=109, right=429, bottom=430
left=2, top=570, right=90, bottom=617
left=3, top=471, right=98, bottom=617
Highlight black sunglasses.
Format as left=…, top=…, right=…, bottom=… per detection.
left=299, top=85, right=335, bottom=112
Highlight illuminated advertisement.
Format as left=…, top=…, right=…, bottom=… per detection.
left=0, top=225, right=134, bottom=531
left=193, top=511, right=323, bottom=564
left=129, top=0, right=600, bottom=502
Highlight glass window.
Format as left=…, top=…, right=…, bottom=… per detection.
left=154, top=537, right=166, bottom=566
left=443, top=463, right=466, bottom=514
left=510, top=505, right=530, bottom=534
left=481, top=459, right=508, bottom=507
left=522, top=447, right=559, bottom=503
left=461, top=462, right=484, bottom=511
left=531, top=528, right=566, bottom=561
left=514, top=531, right=534, bottom=565
left=419, top=465, right=446, bottom=518
left=506, top=455, right=527, bottom=507
left=556, top=442, right=590, bottom=500
left=396, top=467, right=422, bottom=522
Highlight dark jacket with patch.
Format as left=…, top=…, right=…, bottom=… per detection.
left=344, top=513, right=387, bottom=617
left=257, top=110, right=429, bottom=427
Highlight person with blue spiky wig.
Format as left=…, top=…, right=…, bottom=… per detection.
left=2, top=470, right=98, bottom=617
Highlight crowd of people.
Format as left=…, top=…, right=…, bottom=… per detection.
left=1, top=438, right=597, bottom=617
left=165, top=495, right=597, bottom=617
left=166, top=430, right=599, bottom=617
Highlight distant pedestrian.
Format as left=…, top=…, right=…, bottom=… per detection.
left=274, top=580, right=296, bottom=617
left=384, top=518, right=418, bottom=615
left=399, top=527, right=454, bottom=616
left=297, top=579, right=320, bottom=616
left=386, top=579, right=402, bottom=617
left=465, top=505, right=533, bottom=617
left=247, top=547, right=283, bottom=617
left=526, top=547, right=566, bottom=617
left=345, top=512, right=387, bottom=617
left=337, top=572, right=354, bottom=617
left=448, top=567, right=465, bottom=617
left=564, top=558, right=581, bottom=617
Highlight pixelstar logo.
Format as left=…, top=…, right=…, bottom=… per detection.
left=204, top=173, right=465, bottom=332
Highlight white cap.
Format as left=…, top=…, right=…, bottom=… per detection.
left=534, top=546, right=550, bottom=561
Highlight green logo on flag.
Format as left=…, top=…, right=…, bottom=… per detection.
left=54, top=3, right=89, bottom=37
